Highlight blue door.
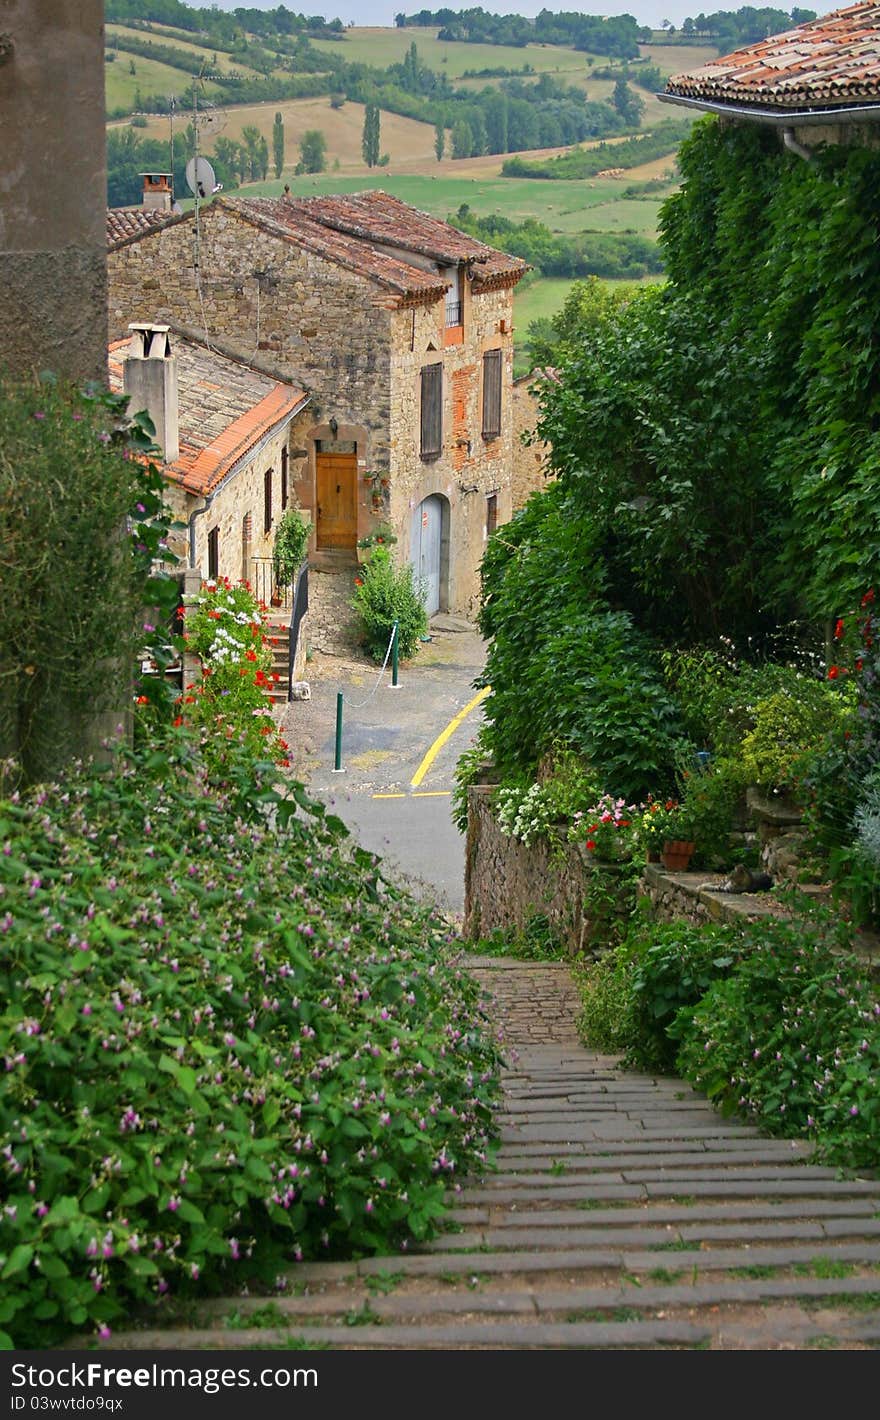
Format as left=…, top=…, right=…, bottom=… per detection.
left=411, top=495, right=442, bottom=615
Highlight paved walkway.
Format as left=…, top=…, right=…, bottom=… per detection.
left=111, top=959, right=880, bottom=1351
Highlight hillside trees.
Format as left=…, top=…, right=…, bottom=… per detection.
left=272, top=109, right=284, bottom=177
left=297, top=128, right=327, bottom=173
left=362, top=102, right=381, bottom=167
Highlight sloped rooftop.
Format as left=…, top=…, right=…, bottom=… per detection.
left=665, top=2, right=880, bottom=110
left=106, top=206, right=182, bottom=249
left=108, top=329, right=308, bottom=496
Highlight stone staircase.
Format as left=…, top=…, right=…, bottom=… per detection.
left=263, top=617, right=291, bottom=705
left=97, top=959, right=880, bottom=1351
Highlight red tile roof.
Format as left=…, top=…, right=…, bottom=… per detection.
left=108, top=329, right=308, bottom=496
left=106, top=206, right=183, bottom=249
left=665, top=2, right=880, bottom=110
left=217, top=192, right=527, bottom=301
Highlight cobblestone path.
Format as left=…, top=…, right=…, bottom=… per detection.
left=103, top=958, right=880, bottom=1351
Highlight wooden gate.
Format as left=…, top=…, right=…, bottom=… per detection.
left=411, top=494, right=443, bottom=615
left=316, top=451, right=358, bottom=550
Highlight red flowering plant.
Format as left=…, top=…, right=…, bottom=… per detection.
left=162, top=579, right=289, bottom=772
left=571, top=794, right=639, bottom=861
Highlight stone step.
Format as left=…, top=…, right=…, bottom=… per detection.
left=464, top=1178, right=880, bottom=1205
left=448, top=1199, right=879, bottom=1228
left=493, top=1150, right=821, bottom=1173
left=483, top=1166, right=843, bottom=1187
left=429, top=1217, right=880, bottom=1252
left=105, top=1319, right=713, bottom=1351
left=489, top=1138, right=815, bottom=1160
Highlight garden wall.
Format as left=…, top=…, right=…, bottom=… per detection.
left=464, top=784, right=626, bottom=955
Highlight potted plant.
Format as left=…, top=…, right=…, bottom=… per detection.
left=356, top=521, right=397, bottom=565
left=638, top=799, right=696, bottom=869
left=271, top=506, right=310, bottom=600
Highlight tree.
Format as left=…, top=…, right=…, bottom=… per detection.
left=258, top=135, right=269, bottom=181
left=272, top=111, right=284, bottom=179
left=612, top=78, right=644, bottom=128
left=451, top=119, right=473, bottom=160
left=241, top=124, right=262, bottom=181
left=297, top=129, right=326, bottom=174
left=434, top=121, right=445, bottom=162
left=362, top=103, right=380, bottom=168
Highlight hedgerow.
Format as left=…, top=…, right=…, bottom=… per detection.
left=0, top=741, right=501, bottom=1347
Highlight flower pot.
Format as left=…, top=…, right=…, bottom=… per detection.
left=661, top=839, right=696, bottom=871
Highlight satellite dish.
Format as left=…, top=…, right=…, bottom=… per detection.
left=185, top=156, right=217, bottom=200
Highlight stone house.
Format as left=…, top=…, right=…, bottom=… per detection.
left=107, top=321, right=311, bottom=605
left=107, top=189, right=527, bottom=616
left=661, top=1, right=880, bottom=149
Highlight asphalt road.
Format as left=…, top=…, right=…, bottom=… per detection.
left=281, top=616, right=487, bottom=917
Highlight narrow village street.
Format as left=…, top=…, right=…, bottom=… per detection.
left=280, top=567, right=487, bottom=916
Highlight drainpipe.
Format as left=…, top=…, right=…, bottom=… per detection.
left=782, top=127, right=814, bottom=161
left=188, top=491, right=218, bottom=571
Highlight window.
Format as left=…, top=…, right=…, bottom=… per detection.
left=486, top=491, right=498, bottom=538
left=281, top=447, right=288, bottom=510
left=263, top=467, right=273, bottom=535
left=482, top=349, right=502, bottom=441
left=207, top=526, right=219, bottom=580
left=420, top=363, right=443, bottom=460
left=445, top=266, right=463, bottom=329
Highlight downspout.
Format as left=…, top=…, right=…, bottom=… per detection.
left=188, top=490, right=218, bottom=570
left=782, top=127, right=814, bottom=161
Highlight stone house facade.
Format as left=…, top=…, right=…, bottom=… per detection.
left=107, top=322, right=311, bottom=601
left=107, top=191, right=527, bottom=615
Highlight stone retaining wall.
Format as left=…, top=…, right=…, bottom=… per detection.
left=464, top=785, right=629, bottom=955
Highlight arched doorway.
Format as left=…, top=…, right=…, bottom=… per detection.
left=410, top=494, right=448, bottom=616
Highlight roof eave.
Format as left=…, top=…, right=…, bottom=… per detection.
left=659, top=89, right=880, bottom=126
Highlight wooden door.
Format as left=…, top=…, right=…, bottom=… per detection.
left=411, top=495, right=442, bottom=615
left=316, top=452, right=358, bottom=550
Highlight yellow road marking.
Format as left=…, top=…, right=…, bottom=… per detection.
left=410, top=685, right=490, bottom=788
left=371, top=792, right=406, bottom=799
left=412, top=790, right=451, bottom=797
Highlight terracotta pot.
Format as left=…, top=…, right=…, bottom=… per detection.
left=661, top=839, right=696, bottom=871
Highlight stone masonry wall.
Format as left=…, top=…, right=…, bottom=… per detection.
left=465, top=784, right=605, bottom=955
left=511, top=375, right=551, bottom=510
left=389, top=284, right=517, bottom=615
left=108, top=202, right=393, bottom=470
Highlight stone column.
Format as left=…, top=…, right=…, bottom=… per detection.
left=0, top=1, right=107, bottom=384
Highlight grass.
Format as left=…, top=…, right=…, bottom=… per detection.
left=730, top=1265, right=780, bottom=1280
left=310, top=27, right=591, bottom=81
left=793, top=1258, right=857, bottom=1280
left=343, top=1303, right=382, bottom=1327
left=549, top=1160, right=567, bottom=1176
left=224, top=1302, right=291, bottom=1330
left=566, top=1306, right=644, bottom=1322
left=363, top=1270, right=404, bottom=1296
left=647, top=1268, right=685, bottom=1284
left=650, top=1239, right=693, bottom=1252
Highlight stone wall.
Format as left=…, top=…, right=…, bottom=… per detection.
left=108, top=201, right=393, bottom=472
left=1, top=1, right=107, bottom=384
left=511, top=375, right=551, bottom=510
left=389, top=284, right=517, bottom=616
left=464, top=784, right=628, bottom=955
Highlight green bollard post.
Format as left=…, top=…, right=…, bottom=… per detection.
left=333, top=690, right=344, bottom=772
left=391, top=620, right=399, bottom=688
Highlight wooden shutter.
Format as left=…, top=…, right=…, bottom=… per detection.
left=486, top=491, right=498, bottom=537
left=207, top=526, right=219, bottom=580
left=281, top=447, right=288, bottom=510
left=482, top=349, right=502, bottom=440
left=263, top=467, right=273, bottom=534
left=420, top=363, right=442, bottom=459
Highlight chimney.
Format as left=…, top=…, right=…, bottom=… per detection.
left=139, top=172, right=173, bottom=212
left=123, top=323, right=179, bottom=463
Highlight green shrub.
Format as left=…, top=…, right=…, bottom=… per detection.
left=0, top=742, right=501, bottom=1347
left=627, top=920, right=742, bottom=1072
left=351, top=547, right=428, bottom=662
left=271, top=507, right=310, bottom=590
left=673, top=912, right=879, bottom=1166
left=740, top=683, right=854, bottom=792
left=0, top=375, right=176, bottom=784
left=576, top=941, right=639, bottom=1054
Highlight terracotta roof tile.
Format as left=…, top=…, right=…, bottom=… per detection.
left=219, top=192, right=526, bottom=302
left=106, top=206, right=184, bottom=250
left=108, top=329, right=308, bottom=496
left=665, top=2, right=880, bottom=109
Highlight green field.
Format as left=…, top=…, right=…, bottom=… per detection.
left=310, top=26, right=592, bottom=79
left=107, top=23, right=270, bottom=80
left=105, top=52, right=224, bottom=113
left=237, top=170, right=668, bottom=238
left=511, top=271, right=664, bottom=374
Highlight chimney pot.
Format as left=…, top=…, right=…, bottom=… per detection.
left=123, top=322, right=179, bottom=462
